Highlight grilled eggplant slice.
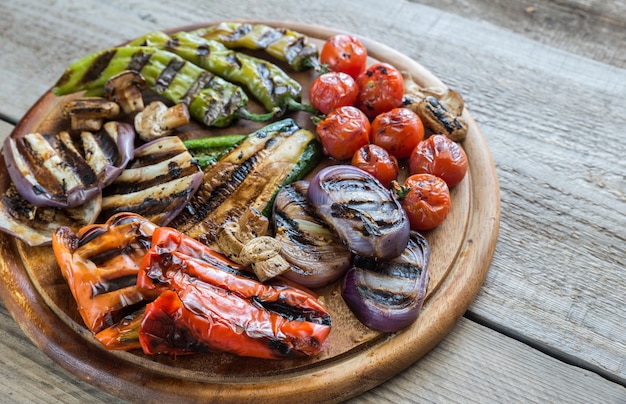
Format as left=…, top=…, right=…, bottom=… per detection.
left=99, top=136, right=203, bottom=226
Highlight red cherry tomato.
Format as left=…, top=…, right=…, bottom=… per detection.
left=351, top=144, right=399, bottom=188
left=409, top=134, right=468, bottom=188
left=395, top=174, right=451, bottom=231
left=315, top=106, right=370, bottom=161
left=319, top=34, right=368, bottom=79
left=370, top=108, right=425, bottom=159
left=309, top=72, right=358, bottom=114
left=356, top=63, right=404, bottom=119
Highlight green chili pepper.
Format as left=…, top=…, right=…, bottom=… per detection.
left=188, top=22, right=319, bottom=72
left=128, top=31, right=318, bottom=116
left=183, top=134, right=247, bottom=169
left=52, top=46, right=274, bottom=127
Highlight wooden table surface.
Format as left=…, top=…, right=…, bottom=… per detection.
left=0, top=0, right=624, bottom=402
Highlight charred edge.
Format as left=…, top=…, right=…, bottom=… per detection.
left=356, top=284, right=413, bottom=307
left=101, top=188, right=194, bottom=220
left=45, top=133, right=98, bottom=190
left=92, top=127, right=121, bottom=166
left=126, top=49, right=154, bottom=73
left=1, top=186, right=37, bottom=221
left=426, top=96, right=463, bottom=132
left=154, top=58, right=185, bottom=94
left=102, top=163, right=198, bottom=196
left=80, top=50, right=117, bottom=86
left=224, top=23, right=252, bottom=42
left=128, top=147, right=187, bottom=169
left=91, top=274, right=138, bottom=297
left=256, top=27, right=284, bottom=48
left=252, top=297, right=332, bottom=326
left=256, top=62, right=275, bottom=98
left=180, top=71, right=215, bottom=105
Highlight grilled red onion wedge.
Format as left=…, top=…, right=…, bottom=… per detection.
left=0, top=183, right=101, bottom=246
left=272, top=180, right=352, bottom=288
left=307, top=165, right=410, bottom=260
left=342, top=231, right=430, bottom=332
left=99, top=136, right=203, bottom=226
left=3, top=121, right=134, bottom=208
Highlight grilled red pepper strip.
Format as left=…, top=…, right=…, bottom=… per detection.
left=138, top=227, right=332, bottom=359
left=52, top=213, right=158, bottom=337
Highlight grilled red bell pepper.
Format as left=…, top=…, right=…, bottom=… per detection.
left=138, top=227, right=332, bottom=359
left=52, top=212, right=159, bottom=341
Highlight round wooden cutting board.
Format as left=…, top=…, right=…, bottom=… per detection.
left=0, top=21, right=500, bottom=403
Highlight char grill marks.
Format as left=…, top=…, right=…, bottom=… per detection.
left=100, top=136, right=203, bottom=226
left=169, top=119, right=312, bottom=244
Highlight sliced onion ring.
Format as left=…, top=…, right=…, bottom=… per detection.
left=307, top=165, right=410, bottom=260
left=342, top=231, right=430, bottom=332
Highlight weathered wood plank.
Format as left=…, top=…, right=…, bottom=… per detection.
left=1, top=296, right=624, bottom=403
left=410, top=0, right=626, bottom=69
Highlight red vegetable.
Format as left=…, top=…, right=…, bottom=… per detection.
left=409, top=134, right=468, bottom=188
left=351, top=144, right=399, bottom=188
left=315, top=105, right=370, bottom=161
left=319, top=34, right=368, bottom=79
left=394, top=174, right=451, bottom=231
left=370, top=108, right=425, bottom=159
left=52, top=212, right=158, bottom=345
left=356, top=63, right=404, bottom=119
left=138, top=227, right=332, bottom=359
left=309, top=71, right=358, bottom=114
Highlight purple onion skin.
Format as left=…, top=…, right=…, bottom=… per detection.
left=4, top=122, right=135, bottom=208
left=307, top=165, right=410, bottom=261
left=342, top=231, right=430, bottom=333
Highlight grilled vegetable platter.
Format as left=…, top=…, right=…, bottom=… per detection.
left=0, top=21, right=500, bottom=403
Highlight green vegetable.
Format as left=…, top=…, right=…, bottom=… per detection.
left=129, top=31, right=317, bottom=115
left=183, top=134, right=247, bottom=169
left=188, top=22, right=319, bottom=72
left=170, top=118, right=324, bottom=244
left=52, top=46, right=274, bottom=127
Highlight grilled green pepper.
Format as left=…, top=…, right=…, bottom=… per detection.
left=189, top=22, right=319, bottom=72
left=128, top=31, right=317, bottom=115
left=52, top=46, right=274, bottom=127
left=183, top=133, right=247, bottom=168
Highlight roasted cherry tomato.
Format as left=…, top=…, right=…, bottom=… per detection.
left=351, top=144, right=399, bottom=188
left=370, top=108, right=425, bottom=159
left=309, top=72, right=358, bottom=114
left=394, top=173, right=451, bottom=231
left=356, top=63, right=404, bottom=119
left=319, top=34, right=368, bottom=79
left=315, top=106, right=370, bottom=161
left=409, top=134, right=468, bottom=188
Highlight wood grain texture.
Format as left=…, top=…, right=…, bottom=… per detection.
left=0, top=0, right=625, bottom=402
